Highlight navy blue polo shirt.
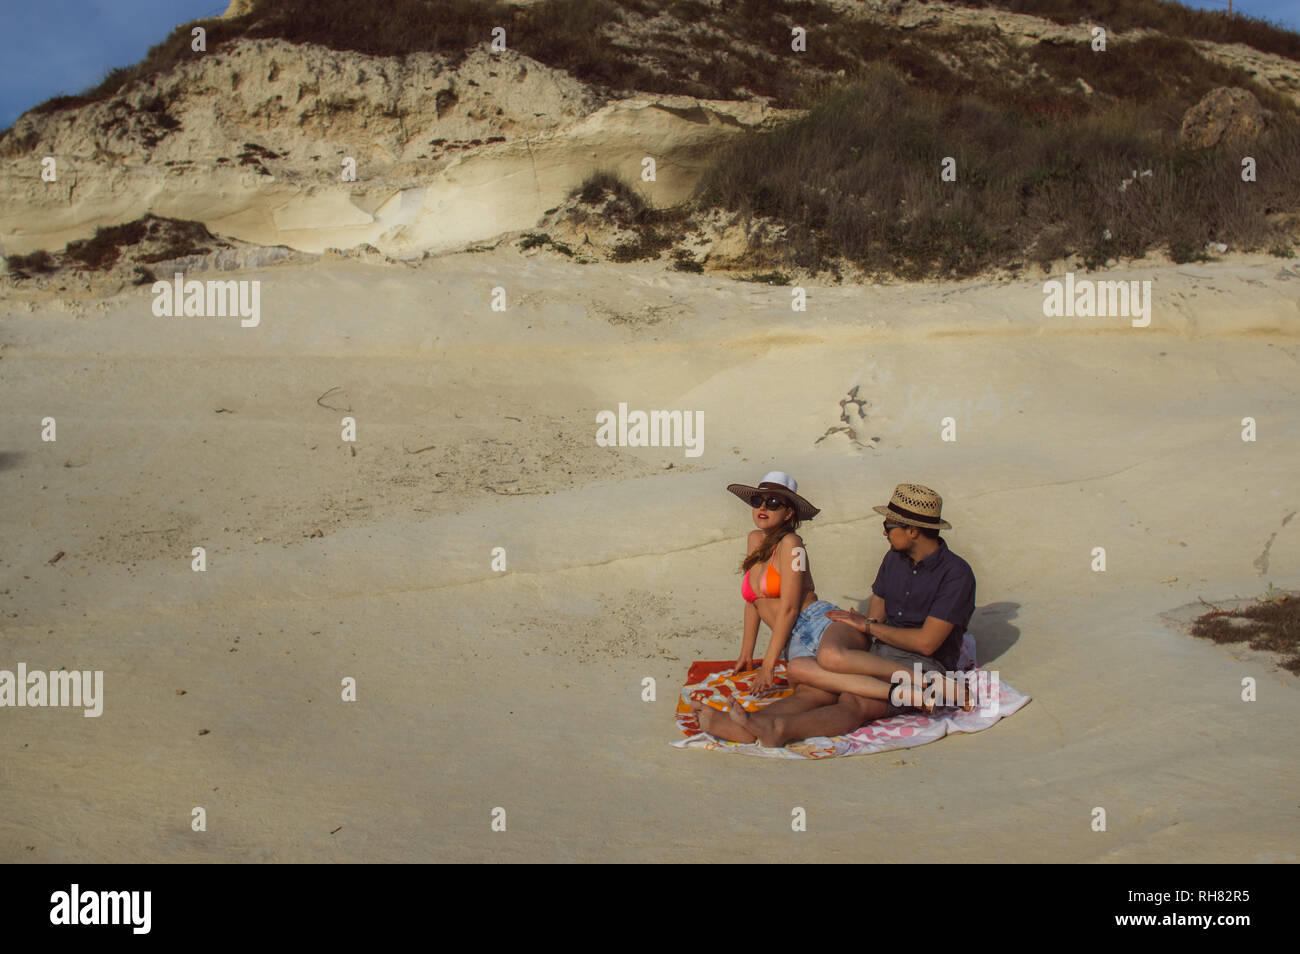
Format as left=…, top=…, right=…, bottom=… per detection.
left=870, top=537, right=975, bottom=670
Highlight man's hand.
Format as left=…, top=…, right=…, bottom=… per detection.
left=825, top=608, right=870, bottom=633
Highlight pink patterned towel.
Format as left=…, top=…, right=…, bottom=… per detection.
left=672, top=633, right=1030, bottom=759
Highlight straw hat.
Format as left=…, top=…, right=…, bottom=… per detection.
left=872, top=483, right=951, bottom=530
left=726, top=470, right=820, bottom=521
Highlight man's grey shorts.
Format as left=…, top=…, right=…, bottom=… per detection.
left=870, top=637, right=946, bottom=715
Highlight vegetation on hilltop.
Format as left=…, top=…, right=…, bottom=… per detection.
left=692, top=63, right=1300, bottom=279
left=14, top=0, right=1300, bottom=120
left=940, top=0, right=1300, bottom=61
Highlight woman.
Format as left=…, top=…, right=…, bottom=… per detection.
left=723, top=471, right=841, bottom=695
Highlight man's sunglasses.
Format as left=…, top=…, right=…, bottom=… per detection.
left=883, top=522, right=908, bottom=532
left=750, top=495, right=790, bottom=511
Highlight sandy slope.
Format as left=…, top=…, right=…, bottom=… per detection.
left=1, top=250, right=1298, bottom=862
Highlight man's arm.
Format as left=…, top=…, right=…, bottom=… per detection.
left=870, top=565, right=973, bottom=656
left=868, top=616, right=954, bottom=656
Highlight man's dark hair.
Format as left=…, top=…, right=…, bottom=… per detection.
left=917, top=526, right=940, bottom=540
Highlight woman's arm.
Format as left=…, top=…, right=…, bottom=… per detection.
left=734, top=530, right=764, bottom=670
left=735, top=601, right=759, bottom=671
left=755, top=534, right=805, bottom=691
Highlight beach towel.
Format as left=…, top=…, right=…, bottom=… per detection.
left=671, top=633, right=1029, bottom=758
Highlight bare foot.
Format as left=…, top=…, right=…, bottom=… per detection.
left=727, top=703, right=754, bottom=733
left=895, top=676, right=976, bottom=713
left=744, top=709, right=790, bottom=748
left=696, top=703, right=757, bottom=743
left=927, top=674, right=977, bottom=711
left=949, top=673, right=978, bottom=712
left=690, top=698, right=722, bottom=728
left=894, top=682, right=936, bottom=714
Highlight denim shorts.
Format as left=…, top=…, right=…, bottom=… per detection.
left=785, top=600, right=840, bottom=661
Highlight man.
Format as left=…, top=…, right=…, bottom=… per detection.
left=703, top=483, right=976, bottom=748
left=827, top=481, right=976, bottom=693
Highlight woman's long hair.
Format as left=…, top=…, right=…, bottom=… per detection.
left=740, top=511, right=801, bottom=573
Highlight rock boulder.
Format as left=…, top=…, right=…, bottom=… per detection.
left=1180, top=86, right=1267, bottom=148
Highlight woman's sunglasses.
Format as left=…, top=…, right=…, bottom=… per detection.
left=750, top=495, right=790, bottom=511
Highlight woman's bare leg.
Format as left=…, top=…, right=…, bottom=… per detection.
left=785, top=654, right=898, bottom=701
left=817, top=627, right=973, bottom=710
left=817, top=626, right=923, bottom=682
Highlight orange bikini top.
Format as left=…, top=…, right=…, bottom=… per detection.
left=741, top=562, right=780, bottom=603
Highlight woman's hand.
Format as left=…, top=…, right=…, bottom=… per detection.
left=734, top=654, right=755, bottom=673
left=752, top=665, right=777, bottom=694
left=825, top=608, right=869, bottom=633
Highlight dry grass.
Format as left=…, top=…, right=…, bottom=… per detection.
left=692, top=62, right=1300, bottom=279
left=944, top=0, right=1300, bottom=62
left=1191, top=592, right=1300, bottom=673
left=6, top=216, right=220, bottom=278
left=4, top=249, right=58, bottom=279
left=24, top=0, right=1297, bottom=119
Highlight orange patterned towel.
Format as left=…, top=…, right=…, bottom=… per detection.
left=676, top=660, right=794, bottom=725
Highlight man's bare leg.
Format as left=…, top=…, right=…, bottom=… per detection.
left=692, top=682, right=837, bottom=743
left=733, top=691, right=890, bottom=748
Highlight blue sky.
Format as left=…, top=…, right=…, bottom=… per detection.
left=1181, top=0, right=1300, bottom=28
left=1, top=0, right=1298, bottom=130
left=0, top=0, right=225, bottom=129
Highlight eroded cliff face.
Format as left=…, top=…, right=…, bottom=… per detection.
left=3, top=0, right=1295, bottom=263
left=0, top=37, right=793, bottom=259
left=4, top=39, right=599, bottom=168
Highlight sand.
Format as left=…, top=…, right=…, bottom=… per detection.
left=1, top=247, right=1297, bottom=862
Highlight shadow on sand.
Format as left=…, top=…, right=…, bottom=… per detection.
left=970, top=601, right=1021, bottom=666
